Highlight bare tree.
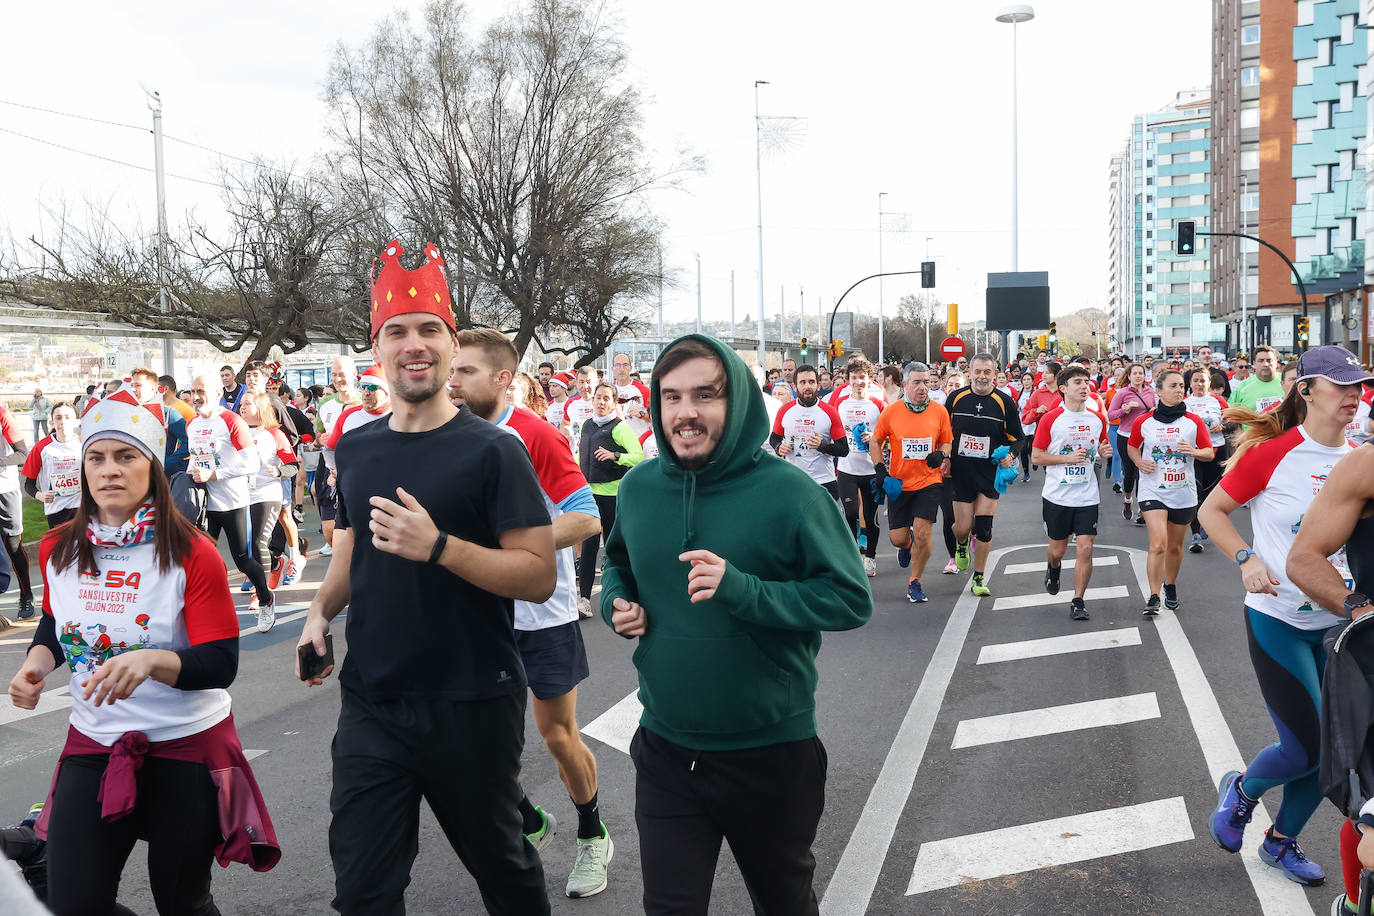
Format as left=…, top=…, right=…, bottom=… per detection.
left=326, top=0, right=688, bottom=361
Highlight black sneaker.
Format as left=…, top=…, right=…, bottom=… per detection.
left=1112, top=483, right=1123, bottom=494
left=1044, top=563, right=1061, bottom=596
left=1163, top=583, right=1180, bottom=611
left=16, top=597, right=34, bottom=620
left=1135, top=514, right=1146, bottom=526
left=1070, top=597, right=1089, bottom=621
left=1122, top=500, right=1132, bottom=520
left=1143, top=594, right=1161, bottom=617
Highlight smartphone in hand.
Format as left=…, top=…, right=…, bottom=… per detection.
left=298, top=634, right=335, bottom=681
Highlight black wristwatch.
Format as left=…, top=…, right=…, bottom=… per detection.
left=1345, top=592, right=1371, bottom=618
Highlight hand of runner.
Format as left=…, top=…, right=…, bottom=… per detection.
left=1177, top=441, right=1197, bottom=457
left=680, top=549, right=726, bottom=604
left=37, top=490, right=53, bottom=503
left=297, top=614, right=334, bottom=686
left=803, top=433, right=824, bottom=449
left=190, top=466, right=215, bottom=484
left=1136, top=459, right=1156, bottom=474
left=594, top=446, right=617, bottom=461
left=8, top=658, right=47, bottom=710
left=1100, top=439, right=1114, bottom=459
left=777, top=440, right=793, bottom=457
left=1036, top=405, right=1048, bottom=414
left=81, top=650, right=161, bottom=706
left=1066, top=447, right=1088, bottom=465
left=610, top=597, right=647, bottom=636
left=999, top=453, right=1016, bottom=469
left=368, top=487, right=440, bottom=562
left=1238, top=556, right=1280, bottom=596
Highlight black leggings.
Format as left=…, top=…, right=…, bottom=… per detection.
left=940, top=483, right=957, bottom=558
left=578, top=493, right=616, bottom=600
left=1020, top=444, right=1032, bottom=476
left=46, top=753, right=222, bottom=916
left=836, top=471, right=878, bottom=559
left=1118, top=432, right=1139, bottom=497
left=249, top=498, right=282, bottom=573
left=206, top=507, right=270, bottom=602
left=4, top=533, right=31, bottom=600
left=1192, top=444, right=1229, bottom=534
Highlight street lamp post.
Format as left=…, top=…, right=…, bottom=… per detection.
left=995, top=5, right=1034, bottom=273
left=878, top=192, right=886, bottom=364
left=924, top=237, right=934, bottom=363
left=754, top=80, right=769, bottom=367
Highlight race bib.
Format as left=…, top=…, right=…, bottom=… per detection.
left=957, top=434, right=990, bottom=459
left=790, top=436, right=814, bottom=457
left=1255, top=396, right=1281, bottom=412
left=1063, top=464, right=1090, bottom=485
left=190, top=450, right=217, bottom=473
left=50, top=455, right=81, bottom=495
left=1161, top=466, right=1188, bottom=489
left=901, top=437, right=932, bottom=461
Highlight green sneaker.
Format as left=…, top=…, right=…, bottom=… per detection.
left=565, top=823, right=613, bottom=898
left=955, top=542, right=970, bottom=571
left=525, top=806, right=557, bottom=853
left=970, top=573, right=991, bottom=597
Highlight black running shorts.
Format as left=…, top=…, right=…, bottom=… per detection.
left=514, top=620, right=591, bottom=701
left=1042, top=499, right=1099, bottom=541
left=950, top=473, right=999, bottom=504
left=1138, top=500, right=1194, bottom=526
left=888, top=483, right=943, bottom=529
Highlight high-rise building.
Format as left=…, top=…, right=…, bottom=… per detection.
left=1211, top=0, right=1366, bottom=355
left=1107, top=90, right=1226, bottom=358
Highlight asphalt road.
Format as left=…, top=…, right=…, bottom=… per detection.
left=0, top=474, right=1350, bottom=915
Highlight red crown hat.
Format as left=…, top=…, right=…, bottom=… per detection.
left=81, top=383, right=167, bottom=461
left=370, top=240, right=456, bottom=338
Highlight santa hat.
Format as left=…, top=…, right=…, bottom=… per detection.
left=360, top=364, right=389, bottom=390
left=549, top=373, right=572, bottom=391
left=370, top=240, right=456, bottom=338
left=81, top=383, right=166, bottom=461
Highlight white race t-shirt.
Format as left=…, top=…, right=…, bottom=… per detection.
left=1185, top=394, right=1229, bottom=447
left=834, top=395, right=885, bottom=477
left=22, top=435, right=81, bottom=515
left=564, top=396, right=597, bottom=455
left=1033, top=405, right=1111, bottom=507
left=186, top=409, right=259, bottom=512
left=1127, top=410, right=1214, bottom=509
left=1345, top=399, right=1372, bottom=445
left=248, top=427, right=297, bottom=504
left=772, top=399, right=847, bottom=484
left=42, top=532, right=240, bottom=745
left=1218, top=426, right=1352, bottom=628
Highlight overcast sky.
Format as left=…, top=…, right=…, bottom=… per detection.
left=0, top=0, right=1210, bottom=339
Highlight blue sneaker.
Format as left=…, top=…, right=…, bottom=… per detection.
left=897, top=546, right=911, bottom=568
left=1208, top=770, right=1256, bottom=853
left=1259, top=831, right=1324, bottom=886
left=240, top=579, right=253, bottom=592
left=907, top=578, right=928, bottom=603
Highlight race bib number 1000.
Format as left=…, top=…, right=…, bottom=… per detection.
left=1161, top=467, right=1188, bottom=489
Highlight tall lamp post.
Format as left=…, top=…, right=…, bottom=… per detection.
left=754, top=80, right=769, bottom=367
left=878, top=192, right=886, bottom=364
left=995, top=5, right=1034, bottom=274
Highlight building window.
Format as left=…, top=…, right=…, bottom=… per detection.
left=1146, top=230, right=1153, bottom=238
left=1241, top=106, right=1260, bottom=129
left=1242, top=25, right=1260, bottom=44
left=1146, top=283, right=1153, bottom=292
left=1242, top=192, right=1258, bottom=211
left=1241, top=67, right=1260, bottom=87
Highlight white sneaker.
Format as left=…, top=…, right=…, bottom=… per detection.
left=577, top=596, right=593, bottom=619
left=256, top=598, right=277, bottom=634
left=319, top=543, right=333, bottom=557
left=863, top=556, right=877, bottom=577
left=942, top=558, right=959, bottom=574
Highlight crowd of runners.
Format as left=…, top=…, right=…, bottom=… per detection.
left=9, top=237, right=1374, bottom=914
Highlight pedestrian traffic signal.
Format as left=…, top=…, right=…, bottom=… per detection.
left=1297, top=316, right=1310, bottom=346
left=1048, top=321, right=1058, bottom=346
left=1176, top=220, right=1196, bottom=256
left=799, top=336, right=809, bottom=358
left=921, top=261, right=936, bottom=289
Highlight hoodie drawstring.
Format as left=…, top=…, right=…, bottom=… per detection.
left=681, top=470, right=697, bottom=550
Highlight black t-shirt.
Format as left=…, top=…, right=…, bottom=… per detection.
left=335, top=407, right=551, bottom=700
left=946, top=386, right=1025, bottom=484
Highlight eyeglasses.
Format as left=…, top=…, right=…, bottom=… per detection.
left=359, top=383, right=385, bottom=393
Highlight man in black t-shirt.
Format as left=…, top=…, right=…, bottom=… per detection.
left=297, top=239, right=556, bottom=915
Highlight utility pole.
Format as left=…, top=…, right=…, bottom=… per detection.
left=1240, top=173, right=1248, bottom=354
left=729, top=269, right=736, bottom=339
left=878, top=192, right=886, bottom=364
left=695, top=253, right=702, bottom=334
left=657, top=248, right=664, bottom=339
left=143, top=85, right=175, bottom=375
left=754, top=80, right=769, bottom=367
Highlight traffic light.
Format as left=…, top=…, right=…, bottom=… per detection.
left=1297, top=316, right=1310, bottom=346
left=921, top=261, right=936, bottom=289
left=832, top=339, right=844, bottom=359
left=1038, top=334, right=1048, bottom=350
left=1176, top=220, right=1196, bottom=256
left=1048, top=321, right=1058, bottom=346
left=799, top=336, right=809, bottom=358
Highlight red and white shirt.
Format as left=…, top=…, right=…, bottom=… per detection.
left=325, top=404, right=390, bottom=451
left=41, top=531, right=240, bottom=745
left=545, top=397, right=570, bottom=430
left=615, top=380, right=651, bottom=418
left=0, top=405, right=23, bottom=494
left=638, top=427, right=659, bottom=460
left=248, top=427, right=299, bottom=504
left=1346, top=399, right=1372, bottom=445
left=496, top=406, right=587, bottom=631
left=1034, top=405, right=1111, bottom=507
left=1127, top=410, right=1213, bottom=509
left=834, top=395, right=885, bottom=477
left=772, top=399, right=846, bottom=484
left=563, top=395, right=597, bottom=455
left=186, top=409, right=259, bottom=512
left=1218, top=426, right=1352, bottom=628
left=22, top=435, right=82, bottom=515
left=1185, top=394, right=1229, bottom=448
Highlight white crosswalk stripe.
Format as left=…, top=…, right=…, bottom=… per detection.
left=991, top=585, right=1129, bottom=611
left=976, top=627, right=1143, bottom=664
left=949, top=692, right=1160, bottom=749
left=1002, top=555, right=1120, bottom=576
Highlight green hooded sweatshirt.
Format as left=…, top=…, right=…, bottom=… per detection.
left=599, top=334, right=873, bottom=751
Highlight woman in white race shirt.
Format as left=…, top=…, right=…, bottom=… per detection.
left=240, top=393, right=299, bottom=624
left=1127, top=369, right=1214, bottom=616
left=1016, top=370, right=1036, bottom=483
left=21, top=403, right=82, bottom=528
left=1196, top=345, right=1372, bottom=892
left=1184, top=367, right=1230, bottom=555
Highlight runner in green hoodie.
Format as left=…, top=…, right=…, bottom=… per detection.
left=600, top=334, right=871, bottom=915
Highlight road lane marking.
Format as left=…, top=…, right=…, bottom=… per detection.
left=244, top=749, right=269, bottom=760
left=237, top=605, right=309, bottom=638
left=1121, top=546, right=1312, bottom=916
left=990, top=585, right=1128, bottom=610
left=905, top=797, right=1193, bottom=895
left=0, top=684, right=70, bottom=727
left=819, top=544, right=1023, bottom=916
left=1002, top=555, right=1120, bottom=576
left=581, top=690, right=642, bottom=755
left=977, top=627, right=1143, bottom=664
left=950, top=692, right=1159, bottom=749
